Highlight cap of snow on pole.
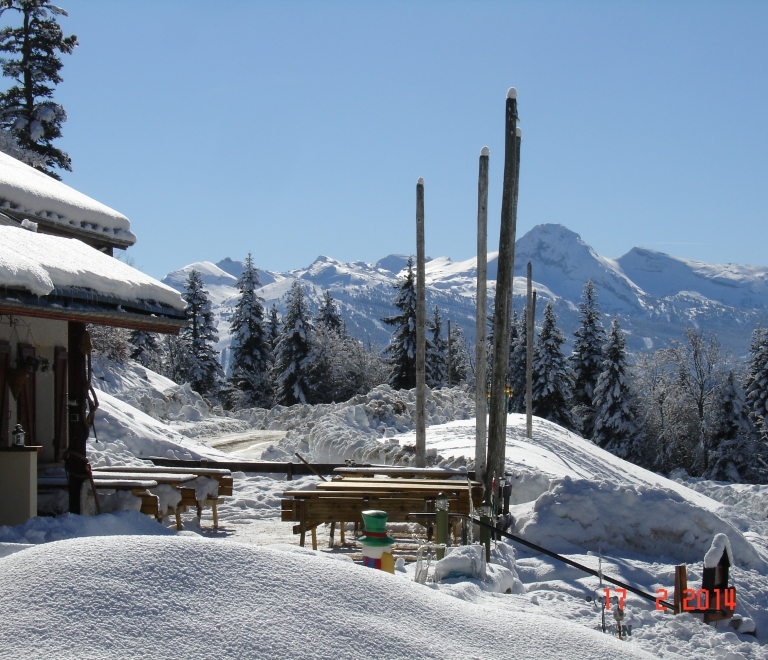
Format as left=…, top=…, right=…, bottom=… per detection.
left=507, top=87, right=517, bottom=99
left=480, top=146, right=490, bottom=156
left=417, top=177, right=424, bottom=186
left=516, top=128, right=522, bottom=138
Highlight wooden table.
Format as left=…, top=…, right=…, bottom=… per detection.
left=333, top=466, right=472, bottom=479
left=37, top=476, right=160, bottom=517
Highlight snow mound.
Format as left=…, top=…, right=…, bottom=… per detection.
left=516, top=477, right=764, bottom=569
left=0, top=535, right=656, bottom=659
left=0, top=226, right=182, bottom=308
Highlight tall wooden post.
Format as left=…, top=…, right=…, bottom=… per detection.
left=475, top=147, right=489, bottom=482
left=526, top=262, right=534, bottom=439
left=415, top=178, right=427, bottom=468
left=65, top=321, right=89, bottom=514
left=487, top=88, right=521, bottom=493
left=447, top=320, right=452, bottom=387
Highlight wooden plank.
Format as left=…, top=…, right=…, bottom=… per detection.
left=149, top=457, right=347, bottom=475
left=333, top=467, right=474, bottom=478
left=97, top=466, right=232, bottom=477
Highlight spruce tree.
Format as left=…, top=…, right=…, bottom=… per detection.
left=592, top=318, right=636, bottom=454
left=0, top=0, right=77, bottom=177
left=508, top=309, right=527, bottom=413
left=273, top=281, right=314, bottom=406
left=447, top=322, right=470, bottom=386
left=316, top=290, right=344, bottom=335
left=745, top=325, right=768, bottom=438
left=570, top=280, right=606, bottom=437
left=228, top=254, right=271, bottom=409
left=267, top=304, right=280, bottom=352
left=532, top=302, right=576, bottom=430
left=129, top=330, right=163, bottom=372
left=381, top=257, right=417, bottom=390
left=425, top=305, right=446, bottom=389
left=178, top=269, right=223, bottom=399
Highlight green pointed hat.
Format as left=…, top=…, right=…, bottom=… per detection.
left=359, top=510, right=397, bottom=547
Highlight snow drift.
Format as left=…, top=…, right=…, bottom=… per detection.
left=0, top=535, right=655, bottom=660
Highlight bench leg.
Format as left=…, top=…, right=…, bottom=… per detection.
left=175, top=509, right=183, bottom=531
left=329, top=522, right=335, bottom=548
left=311, top=526, right=317, bottom=551
left=212, top=502, right=219, bottom=529
left=340, top=521, right=345, bottom=545
left=300, top=526, right=306, bottom=547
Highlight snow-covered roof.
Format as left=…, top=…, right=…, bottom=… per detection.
left=0, top=152, right=136, bottom=245
left=0, top=226, right=183, bottom=310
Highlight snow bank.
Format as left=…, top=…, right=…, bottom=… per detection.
left=0, top=511, right=178, bottom=545
left=0, top=226, right=182, bottom=308
left=0, top=535, right=655, bottom=659
left=515, top=477, right=764, bottom=569
left=0, top=151, right=135, bottom=242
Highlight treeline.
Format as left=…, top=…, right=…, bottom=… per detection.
left=100, top=255, right=768, bottom=484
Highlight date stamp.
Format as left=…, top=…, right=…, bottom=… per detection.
left=601, top=587, right=736, bottom=612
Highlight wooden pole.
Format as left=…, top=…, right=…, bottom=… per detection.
left=447, top=319, right=452, bottom=387
left=526, top=262, right=534, bottom=439
left=475, top=147, right=489, bottom=483
left=487, top=88, right=520, bottom=493
left=415, top=178, right=427, bottom=468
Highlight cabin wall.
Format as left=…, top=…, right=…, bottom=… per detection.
left=0, top=316, right=67, bottom=463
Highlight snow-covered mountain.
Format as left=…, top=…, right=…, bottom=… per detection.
left=161, top=224, right=768, bottom=363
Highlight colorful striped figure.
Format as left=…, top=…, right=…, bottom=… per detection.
left=359, top=510, right=396, bottom=574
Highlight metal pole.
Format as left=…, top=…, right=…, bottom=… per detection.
left=487, top=88, right=520, bottom=494
left=447, top=319, right=452, bottom=387
left=415, top=178, right=427, bottom=468
left=526, top=262, right=534, bottom=439
left=475, top=147, right=489, bottom=483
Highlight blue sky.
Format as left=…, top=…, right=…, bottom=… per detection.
left=30, top=1, right=768, bottom=278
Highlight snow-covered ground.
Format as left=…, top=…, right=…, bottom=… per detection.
left=3, top=358, right=768, bottom=659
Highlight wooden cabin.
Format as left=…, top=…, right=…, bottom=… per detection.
left=0, top=151, right=186, bottom=523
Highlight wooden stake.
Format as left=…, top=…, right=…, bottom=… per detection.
left=475, top=147, right=490, bottom=484
left=526, top=262, right=534, bottom=439
left=415, top=178, right=427, bottom=468
left=487, top=89, right=521, bottom=493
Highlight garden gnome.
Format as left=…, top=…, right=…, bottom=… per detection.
left=359, top=509, right=396, bottom=574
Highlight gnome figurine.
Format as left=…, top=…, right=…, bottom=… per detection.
left=359, top=509, right=397, bottom=573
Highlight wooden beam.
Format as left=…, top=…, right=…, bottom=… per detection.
left=475, top=147, right=490, bottom=484
left=415, top=178, right=427, bottom=468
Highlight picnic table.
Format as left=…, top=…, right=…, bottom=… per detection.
left=333, top=466, right=471, bottom=479
left=37, top=476, right=161, bottom=518
left=281, top=476, right=482, bottom=550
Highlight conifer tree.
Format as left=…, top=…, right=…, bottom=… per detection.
left=129, top=330, right=163, bottom=372
left=425, top=305, right=446, bottom=389
left=228, top=254, right=271, bottom=408
left=570, top=280, right=606, bottom=437
left=592, top=318, right=636, bottom=454
left=178, top=269, right=222, bottom=399
left=508, top=309, right=527, bottom=413
left=267, top=304, right=280, bottom=352
left=532, top=302, right=576, bottom=430
left=273, top=281, right=314, bottom=406
left=0, top=0, right=77, bottom=177
left=316, top=290, right=344, bottom=335
left=745, top=325, right=768, bottom=438
left=381, top=257, right=417, bottom=390
left=447, top=322, right=470, bottom=386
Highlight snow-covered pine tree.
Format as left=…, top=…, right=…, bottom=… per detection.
left=178, top=269, right=223, bottom=399
left=129, top=330, right=163, bottom=372
left=425, top=305, right=446, bottom=389
left=532, top=302, right=577, bottom=430
left=447, top=323, right=470, bottom=386
left=316, top=290, right=345, bottom=336
left=508, top=309, right=527, bottom=413
left=706, top=369, right=765, bottom=482
left=745, top=325, right=768, bottom=439
left=227, top=254, right=271, bottom=409
left=273, top=281, right=314, bottom=406
left=381, top=257, right=417, bottom=390
left=0, top=0, right=77, bottom=177
left=592, top=317, right=636, bottom=455
left=267, top=304, right=280, bottom=351
left=570, top=280, right=606, bottom=437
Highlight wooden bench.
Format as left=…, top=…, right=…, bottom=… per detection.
left=37, top=476, right=160, bottom=518
left=281, top=477, right=482, bottom=550
left=333, top=466, right=472, bottom=479
left=94, top=466, right=234, bottom=529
